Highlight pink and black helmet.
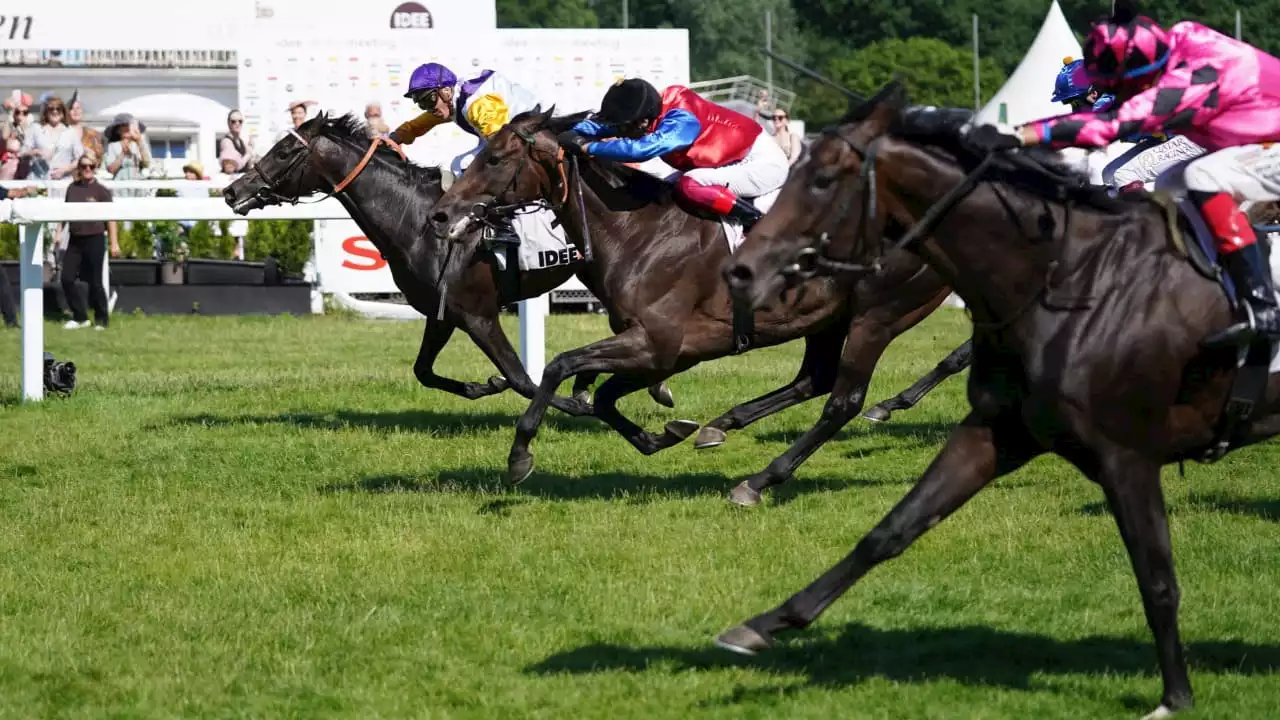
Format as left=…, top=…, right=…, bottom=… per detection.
left=1083, top=7, right=1171, bottom=91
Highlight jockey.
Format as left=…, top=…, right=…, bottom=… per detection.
left=389, top=62, right=544, bottom=247
left=564, top=78, right=789, bottom=231
left=388, top=61, right=540, bottom=171
left=973, top=8, right=1280, bottom=345
left=1053, top=55, right=1207, bottom=193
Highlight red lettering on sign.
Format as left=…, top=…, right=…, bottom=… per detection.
left=341, top=236, right=386, bottom=271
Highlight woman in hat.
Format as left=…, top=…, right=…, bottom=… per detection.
left=103, top=113, right=151, bottom=197
left=67, top=92, right=104, bottom=159
left=21, top=95, right=82, bottom=181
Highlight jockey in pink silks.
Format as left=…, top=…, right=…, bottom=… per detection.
left=972, top=7, right=1280, bottom=345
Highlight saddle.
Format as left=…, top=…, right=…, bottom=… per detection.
left=1156, top=194, right=1277, bottom=462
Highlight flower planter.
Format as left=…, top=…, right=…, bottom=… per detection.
left=159, top=260, right=185, bottom=285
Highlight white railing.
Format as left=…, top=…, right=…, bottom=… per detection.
left=689, top=75, right=796, bottom=112
left=2, top=197, right=550, bottom=402
left=0, top=179, right=232, bottom=192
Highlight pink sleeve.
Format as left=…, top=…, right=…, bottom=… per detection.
left=1029, top=62, right=1220, bottom=149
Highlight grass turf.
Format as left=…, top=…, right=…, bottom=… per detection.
left=1, top=310, right=1277, bottom=718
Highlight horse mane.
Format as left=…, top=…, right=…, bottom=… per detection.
left=508, top=108, right=673, bottom=205
left=311, top=112, right=443, bottom=187
left=889, top=108, right=1144, bottom=214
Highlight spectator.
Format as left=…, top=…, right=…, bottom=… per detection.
left=0, top=135, right=21, bottom=180
left=67, top=91, right=104, bottom=159
left=21, top=95, right=82, bottom=180
left=770, top=108, right=803, bottom=166
left=754, top=90, right=774, bottom=129
left=103, top=113, right=151, bottom=197
left=289, top=100, right=314, bottom=129
left=2, top=91, right=32, bottom=143
left=364, top=102, right=390, bottom=137
left=0, top=184, right=32, bottom=328
left=217, top=109, right=257, bottom=171
left=61, top=151, right=116, bottom=330
left=178, top=161, right=206, bottom=235
left=217, top=148, right=240, bottom=178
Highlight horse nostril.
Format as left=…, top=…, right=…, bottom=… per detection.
left=221, top=187, right=235, bottom=202
left=724, top=263, right=754, bottom=288
left=431, top=211, right=450, bottom=226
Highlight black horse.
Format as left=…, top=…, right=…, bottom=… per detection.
left=428, top=106, right=971, bottom=502
left=222, top=112, right=673, bottom=415
left=720, top=80, right=1280, bottom=717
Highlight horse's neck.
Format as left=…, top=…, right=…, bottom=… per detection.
left=325, top=155, right=433, bottom=265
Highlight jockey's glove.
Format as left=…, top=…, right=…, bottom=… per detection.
left=966, top=124, right=1023, bottom=154
left=556, top=130, right=590, bottom=154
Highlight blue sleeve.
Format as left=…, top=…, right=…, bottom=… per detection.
left=1092, top=94, right=1116, bottom=112
left=573, top=118, right=614, bottom=138
left=585, top=109, right=701, bottom=162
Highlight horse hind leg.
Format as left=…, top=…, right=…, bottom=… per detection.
left=591, top=373, right=698, bottom=455
left=455, top=311, right=592, bottom=416
left=413, top=317, right=509, bottom=400
left=864, top=339, right=972, bottom=422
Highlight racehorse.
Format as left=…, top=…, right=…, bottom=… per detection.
left=221, top=112, right=674, bottom=415
left=718, top=80, right=1280, bottom=718
left=427, top=106, right=971, bottom=501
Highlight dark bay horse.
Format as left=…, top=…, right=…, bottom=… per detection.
left=719, top=80, right=1280, bottom=717
left=428, top=107, right=969, bottom=499
left=221, top=112, right=673, bottom=415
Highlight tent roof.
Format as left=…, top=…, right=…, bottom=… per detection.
left=976, top=0, right=1082, bottom=127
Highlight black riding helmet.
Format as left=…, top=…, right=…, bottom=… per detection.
left=594, top=78, right=662, bottom=126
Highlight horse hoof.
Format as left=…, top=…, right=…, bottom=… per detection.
left=649, top=383, right=676, bottom=408
left=694, top=426, right=728, bottom=449
left=487, top=375, right=509, bottom=392
left=573, top=389, right=592, bottom=406
left=508, top=453, right=535, bottom=486
left=1141, top=705, right=1177, bottom=720
left=728, top=481, right=762, bottom=507
left=664, top=420, right=700, bottom=441
left=862, top=405, right=891, bottom=423
left=714, top=624, right=773, bottom=656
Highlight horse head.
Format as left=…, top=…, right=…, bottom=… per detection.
left=724, top=79, right=908, bottom=310
left=428, top=105, right=587, bottom=256
left=223, top=112, right=444, bottom=214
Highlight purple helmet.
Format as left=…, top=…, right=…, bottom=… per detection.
left=405, top=62, right=457, bottom=97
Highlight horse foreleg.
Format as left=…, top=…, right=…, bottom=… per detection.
left=586, top=373, right=700, bottom=456
left=1094, top=448, right=1192, bottom=717
left=413, top=317, right=509, bottom=400
left=455, top=311, right=593, bottom=417
left=508, top=326, right=683, bottom=484
left=694, top=326, right=843, bottom=451
left=863, top=339, right=973, bottom=422
left=716, top=412, right=1041, bottom=652
left=728, top=320, right=889, bottom=507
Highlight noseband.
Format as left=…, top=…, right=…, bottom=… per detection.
left=249, top=128, right=407, bottom=205
left=474, top=126, right=571, bottom=220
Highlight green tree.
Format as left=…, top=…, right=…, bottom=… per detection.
left=793, top=37, right=1007, bottom=126
left=497, top=0, right=598, bottom=28
left=592, top=0, right=807, bottom=84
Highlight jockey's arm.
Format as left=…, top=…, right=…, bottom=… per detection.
left=1024, top=63, right=1221, bottom=149
left=389, top=111, right=448, bottom=145
left=582, top=109, right=702, bottom=162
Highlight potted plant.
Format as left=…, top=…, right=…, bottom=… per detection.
left=154, top=221, right=187, bottom=285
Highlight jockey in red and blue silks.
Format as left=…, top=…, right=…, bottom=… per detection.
left=979, top=11, right=1280, bottom=344
left=564, top=78, right=789, bottom=231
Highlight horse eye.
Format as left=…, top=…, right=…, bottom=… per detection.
left=486, top=155, right=501, bottom=166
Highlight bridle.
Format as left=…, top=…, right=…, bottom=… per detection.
left=795, top=125, right=996, bottom=281
left=247, top=128, right=407, bottom=206
left=466, top=125, right=571, bottom=224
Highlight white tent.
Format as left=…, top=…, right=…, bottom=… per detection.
left=976, top=0, right=1082, bottom=127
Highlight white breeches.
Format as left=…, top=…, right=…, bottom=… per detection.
left=1103, top=135, right=1206, bottom=188
left=682, top=132, right=790, bottom=198
left=1156, top=143, right=1280, bottom=202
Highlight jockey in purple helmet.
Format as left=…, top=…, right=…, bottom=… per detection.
left=389, top=61, right=541, bottom=146
left=1052, top=57, right=1116, bottom=113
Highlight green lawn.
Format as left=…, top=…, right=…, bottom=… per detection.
left=1, top=310, right=1277, bottom=719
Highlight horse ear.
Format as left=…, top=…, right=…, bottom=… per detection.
left=541, top=104, right=557, bottom=124
left=529, top=103, right=543, bottom=118
left=865, top=78, right=907, bottom=131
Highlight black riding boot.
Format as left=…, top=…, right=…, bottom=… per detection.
left=1211, top=242, right=1280, bottom=346
left=726, top=197, right=763, bottom=233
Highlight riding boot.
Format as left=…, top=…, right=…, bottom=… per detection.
left=726, top=197, right=763, bottom=233
left=1192, top=190, right=1280, bottom=346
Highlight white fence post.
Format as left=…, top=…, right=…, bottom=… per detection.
left=19, top=223, right=44, bottom=403
left=519, top=294, right=548, bottom=384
